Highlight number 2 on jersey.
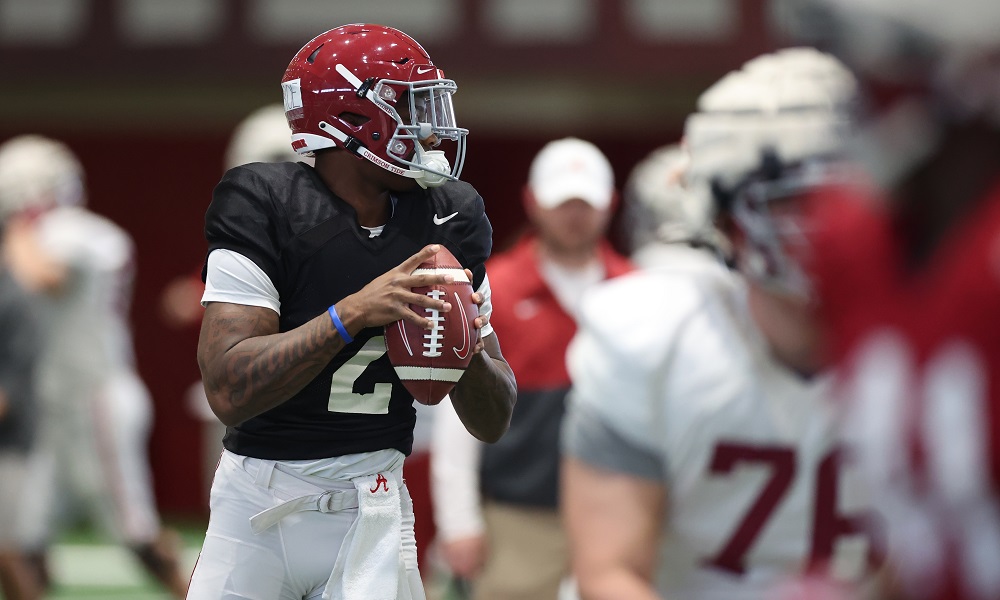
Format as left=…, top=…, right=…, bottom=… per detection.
left=327, top=335, right=392, bottom=414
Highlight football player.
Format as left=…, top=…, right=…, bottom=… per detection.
left=786, top=1, right=1000, bottom=598
left=0, top=196, right=43, bottom=600
left=619, top=143, right=729, bottom=268
left=560, top=47, right=882, bottom=599
left=0, top=134, right=188, bottom=597
left=187, top=24, right=516, bottom=600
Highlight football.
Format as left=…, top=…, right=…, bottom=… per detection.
left=385, top=246, right=479, bottom=405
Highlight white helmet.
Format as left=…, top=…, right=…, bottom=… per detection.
left=621, top=144, right=728, bottom=260
left=683, top=47, right=858, bottom=297
left=0, top=135, right=85, bottom=222
left=225, top=104, right=313, bottom=170
left=685, top=47, right=857, bottom=193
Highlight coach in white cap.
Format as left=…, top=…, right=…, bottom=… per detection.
left=431, top=137, right=633, bottom=600
left=528, top=137, right=615, bottom=211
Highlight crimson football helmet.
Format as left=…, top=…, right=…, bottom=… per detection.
left=281, top=24, right=467, bottom=189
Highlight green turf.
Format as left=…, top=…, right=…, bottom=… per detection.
left=41, top=520, right=205, bottom=600
left=38, top=519, right=473, bottom=600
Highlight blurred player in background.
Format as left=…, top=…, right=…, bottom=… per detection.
left=561, top=47, right=882, bottom=599
left=0, top=201, right=43, bottom=599
left=188, top=24, right=516, bottom=600
left=431, top=138, right=632, bottom=600
left=785, top=1, right=1000, bottom=598
left=158, top=103, right=314, bottom=500
left=0, top=135, right=188, bottom=597
left=160, top=102, right=312, bottom=331
left=619, top=143, right=729, bottom=268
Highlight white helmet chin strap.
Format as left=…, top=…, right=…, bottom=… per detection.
left=410, top=147, right=451, bottom=189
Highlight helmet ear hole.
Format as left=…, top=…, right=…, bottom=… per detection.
left=337, top=112, right=371, bottom=128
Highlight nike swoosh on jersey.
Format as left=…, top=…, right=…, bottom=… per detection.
left=433, top=211, right=459, bottom=225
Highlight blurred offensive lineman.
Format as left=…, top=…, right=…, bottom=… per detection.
left=187, top=24, right=516, bottom=600
left=561, top=48, right=882, bottom=599
left=787, top=1, right=1000, bottom=598
left=0, top=135, right=188, bottom=597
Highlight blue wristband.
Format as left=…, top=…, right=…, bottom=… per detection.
left=328, top=305, right=353, bottom=344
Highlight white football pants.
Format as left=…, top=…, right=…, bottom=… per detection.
left=187, top=450, right=424, bottom=600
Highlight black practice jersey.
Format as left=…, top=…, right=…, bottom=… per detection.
left=203, top=162, right=493, bottom=460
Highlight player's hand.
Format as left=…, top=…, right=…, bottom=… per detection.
left=341, top=244, right=454, bottom=330
left=442, top=534, right=487, bottom=580
left=466, top=268, right=488, bottom=355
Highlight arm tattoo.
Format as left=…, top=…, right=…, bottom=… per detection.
left=199, top=303, right=343, bottom=424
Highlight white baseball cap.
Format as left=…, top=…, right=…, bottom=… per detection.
left=528, top=137, right=614, bottom=210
